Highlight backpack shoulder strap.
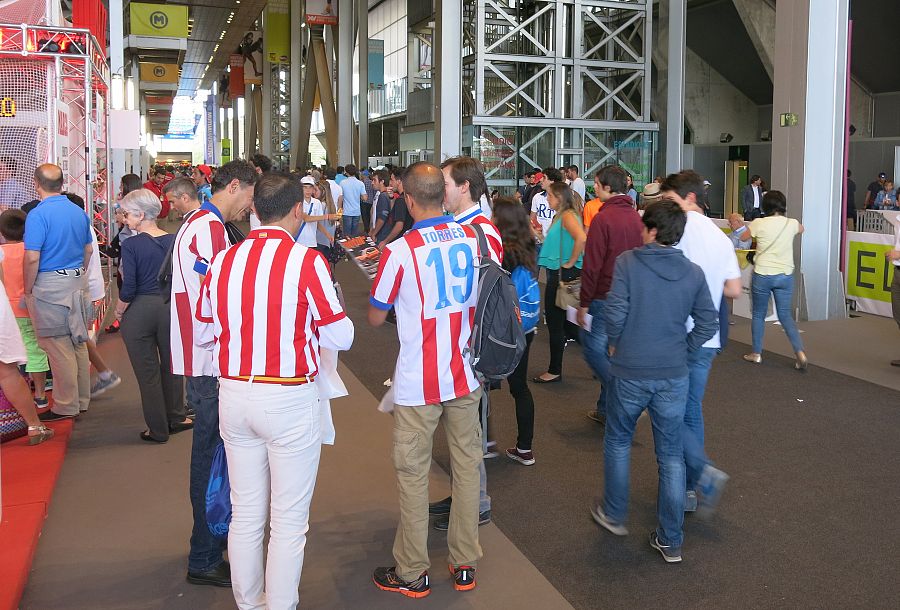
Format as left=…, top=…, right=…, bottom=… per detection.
left=468, top=222, right=490, bottom=262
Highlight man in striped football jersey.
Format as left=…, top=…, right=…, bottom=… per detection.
left=171, top=160, right=258, bottom=588
left=196, top=172, right=353, bottom=608
left=370, top=162, right=484, bottom=598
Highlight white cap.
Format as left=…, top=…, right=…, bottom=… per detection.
left=703, top=180, right=711, bottom=186
left=300, top=175, right=316, bottom=185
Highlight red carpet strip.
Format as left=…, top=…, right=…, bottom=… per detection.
left=0, top=418, right=73, bottom=610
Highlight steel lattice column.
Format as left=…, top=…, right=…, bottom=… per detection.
left=270, top=63, right=291, bottom=170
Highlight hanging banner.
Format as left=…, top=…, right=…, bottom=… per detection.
left=368, top=39, right=385, bottom=90
left=845, top=231, right=895, bottom=317
left=129, top=3, right=189, bottom=38
left=205, top=94, right=216, bottom=164
left=238, top=31, right=263, bottom=85
left=307, top=0, right=337, bottom=25
left=266, top=1, right=291, bottom=64
left=229, top=55, right=245, bottom=99
left=139, top=63, right=179, bottom=83
left=221, top=138, right=232, bottom=164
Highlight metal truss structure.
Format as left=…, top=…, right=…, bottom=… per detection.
left=462, top=0, right=658, bottom=187
left=0, top=23, right=112, bottom=242
left=270, top=62, right=291, bottom=170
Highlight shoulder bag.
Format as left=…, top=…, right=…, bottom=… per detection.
left=554, top=212, right=582, bottom=310
left=746, top=217, right=791, bottom=266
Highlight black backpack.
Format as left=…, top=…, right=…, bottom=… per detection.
left=467, top=223, right=526, bottom=380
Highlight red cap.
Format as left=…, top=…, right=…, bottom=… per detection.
left=197, top=164, right=212, bottom=181
left=533, top=172, right=544, bottom=182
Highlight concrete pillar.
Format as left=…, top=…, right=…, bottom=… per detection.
left=289, top=0, right=302, bottom=169
left=337, top=0, right=353, bottom=164
left=771, top=0, right=849, bottom=321
left=733, top=0, right=775, bottom=81
left=358, top=0, right=368, bottom=168
left=244, top=84, right=253, bottom=156
left=434, top=0, right=462, bottom=161
left=664, top=0, right=685, bottom=175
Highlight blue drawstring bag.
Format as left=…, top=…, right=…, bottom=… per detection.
left=206, top=443, right=231, bottom=538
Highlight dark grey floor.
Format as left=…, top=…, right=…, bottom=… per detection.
left=334, top=262, right=900, bottom=609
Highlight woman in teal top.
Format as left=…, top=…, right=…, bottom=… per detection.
left=534, top=182, right=586, bottom=383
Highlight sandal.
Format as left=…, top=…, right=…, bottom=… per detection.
left=169, top=418, right=194, bottom=434
left=28, top=424, right=55, bottom=446
left=140, top=431, right=167, bottom=443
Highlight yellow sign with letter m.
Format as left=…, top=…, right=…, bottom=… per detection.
left=130, top=3, right=189, bottom=38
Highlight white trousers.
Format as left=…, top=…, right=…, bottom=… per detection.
left=219, top=379, right=323, bottom=610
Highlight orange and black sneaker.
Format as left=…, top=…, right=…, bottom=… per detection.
left=373, top=567, right=430, bottom=598
left=449, top=564, right=477, bottom=591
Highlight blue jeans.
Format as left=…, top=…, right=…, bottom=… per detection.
left=603, top=376, right=688, bottom=548
left=187, top=375, right=226, bottom=572
left=342, top=215, right=361, bottom=237
left=581, top=299, right=610, bottom=417
left=683, top=347, right=716, bottom=489
left=750, top=273, right=804, bottom=354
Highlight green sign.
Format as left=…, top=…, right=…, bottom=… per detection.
left=221, top=138, right=232, bottom=163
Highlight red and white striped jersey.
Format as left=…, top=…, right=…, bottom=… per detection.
left=170, top=206, right=229, bottom=377
left=370, top=216, right=483, bottom=406
left=196, top=227, right=347, bottom=379
left=453, top=205, right=503, bottom=263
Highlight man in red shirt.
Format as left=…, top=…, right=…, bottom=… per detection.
left=143, top=168, right=171, bottom=222
left=577, top=165, right=644, bottom=425
left=197, top=172, right=353, bottom=609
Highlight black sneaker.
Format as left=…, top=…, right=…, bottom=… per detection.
left=448, top=564, right=476, bottom=591
left=373, top=567, right=430, bottom=598
left=434, top=510, right=491, bottom=531
left=428, top=496, right=452, bottom=516
left=649, top=531, right=682, bottom=563
left=38, top=410, right=76, bottom=422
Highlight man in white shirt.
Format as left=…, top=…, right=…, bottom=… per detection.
left=530, top=168, right=565, bottom=238
left=661, top=170, right=743, bottom=514
left=566, top=165, right=587, bottom=201
left=325, top=167, right=343, bottom=212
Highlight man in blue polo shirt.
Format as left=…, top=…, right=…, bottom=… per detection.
left=340, top=163, right=367, bottom=236
left=24, top=164, right=94, bottom=420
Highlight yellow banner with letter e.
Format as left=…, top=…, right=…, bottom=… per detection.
left=130, top=3, right=189, bottom=38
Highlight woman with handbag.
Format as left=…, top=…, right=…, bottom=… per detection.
left=533, top=182, right=586, bottom=383
left=115, top=189, right=192, bottom=442
left=743, top=190, right=808, bottom=369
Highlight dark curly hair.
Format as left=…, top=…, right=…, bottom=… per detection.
left=491, top=196, right=537, bottom=274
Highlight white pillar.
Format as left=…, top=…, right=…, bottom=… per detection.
left=337, top=0, right=354, bottom=165
left=664, top=0, right=686, bottom=175
left=434, top=0, right=462, bottom=160
left=232, top=99, right=240, bottom=160
left=771, top=0, right=849, bottom=320
left=109, top=0, right=127, bottom=189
